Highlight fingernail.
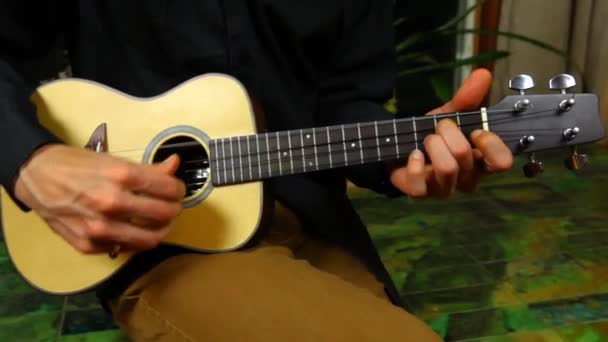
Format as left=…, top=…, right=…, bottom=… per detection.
left=470, top=130, right=483, bottom=140
left=410, top=149, right=424, bottom=160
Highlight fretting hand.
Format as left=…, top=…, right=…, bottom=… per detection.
left=389, top=68, right=513, bottom=198
left=14, top=144, right=186, bottom=254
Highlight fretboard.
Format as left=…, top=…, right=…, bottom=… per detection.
left=210, top=112, right=484, bottom=186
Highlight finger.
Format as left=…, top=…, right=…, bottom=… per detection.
left=82, top=187, right=182, bottom=225
left=48, top=217, right=108, bottom=254
left=155, top=154, right=181, bottom=175
left=84, top=218, right=170, bottom=251
left=424, top=134, right=459, bottom=196
left=106, top=161, right=186, bottom=201
left=390, top=150, right=427, bottom=198
left=435, top=119, right=476, bottom=192
left=428, top=68, right=493, bottom=114
left=470, top=130, right=514, bottom=173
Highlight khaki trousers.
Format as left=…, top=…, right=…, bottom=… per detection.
left=109, top=203, right=442, bottom=341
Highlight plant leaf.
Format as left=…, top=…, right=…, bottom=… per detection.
left=396, top=32, right=426, bottom=53
left=398, top=52, right=438, bottom=65
left=451, top=28, right=567, bottom=56
left=399, top=51, right=510, bottom=76
left=430, top=75, right=454, bottom=103
left=434, top=0, right=488, bottom=32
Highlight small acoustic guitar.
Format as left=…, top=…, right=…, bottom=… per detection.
left=0, top=73, right=604, bottom=294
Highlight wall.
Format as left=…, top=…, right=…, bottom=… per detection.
left=489, top=0, right=608, bottom=143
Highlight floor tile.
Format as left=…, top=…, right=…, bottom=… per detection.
left=61, top=308, right=118, bottom=336
left=0, top=261, right=64, bottom=318
left=402, top=263, right=493, bottom=294
left=554, top=321, right=608, bottom=342
left=403, top=282, right=520, bottom=319
left=59, top=329, right=129, bottom=342
left=66, top=292, right=105, bottom=311
left=529, top=294, right=608, bottom=327
left=0, top=310, right=61, bottom=341
left=458, top=329, right=565, bottom=342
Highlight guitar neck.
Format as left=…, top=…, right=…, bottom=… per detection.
left=209, top=110, right=488, bottom=186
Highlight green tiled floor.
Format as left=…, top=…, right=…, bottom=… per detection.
left=1, top=144, right=607, bottom=341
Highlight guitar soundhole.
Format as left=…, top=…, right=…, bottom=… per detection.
left=152, top=136, right=210, bottom=198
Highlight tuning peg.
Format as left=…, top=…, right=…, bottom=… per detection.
left=549, top=74, right=576, bottom=94
left=565, top=146, right=588, bottom=171
left=509, top=74, right=535, bottom=95
left=523, top=153, right=544, bottom=178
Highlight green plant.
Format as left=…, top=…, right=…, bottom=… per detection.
left=395, top=0, right=568, bottom=103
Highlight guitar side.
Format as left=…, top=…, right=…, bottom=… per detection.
left=0, top=74, right=265, bottom=295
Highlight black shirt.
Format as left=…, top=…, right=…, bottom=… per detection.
left=0, top=1, right=403, bottom=306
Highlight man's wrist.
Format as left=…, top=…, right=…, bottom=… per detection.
left=13, top=143, right=62, bottom=204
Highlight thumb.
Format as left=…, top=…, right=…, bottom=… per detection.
left=156, top=154, right=181, bottom=175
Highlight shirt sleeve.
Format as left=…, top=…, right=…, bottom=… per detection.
left=318, top=0, right=402, bottom=197
left=0, top=1, right=63, bottom=209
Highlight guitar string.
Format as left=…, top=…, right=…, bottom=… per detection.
left=206, top=128, right=571, bottom=182
left=181, top=134, right=536, bottom=188
left=105, top=107, right=518, bottom=155
left=206, top=135, right=560, bottom=185
left=101, top=107, right=576, bottom=183
left=189, top=127, right=564, bottom=170
left=206, top=108, right=559, bottom=165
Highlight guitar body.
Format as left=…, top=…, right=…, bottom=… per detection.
left=0, top=74, right=266, bottom=294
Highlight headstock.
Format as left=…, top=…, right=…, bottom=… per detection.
left=488, top=74, right=605, bottom=177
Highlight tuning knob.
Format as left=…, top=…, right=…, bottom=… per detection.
left=523, top=153, right=544, bottom=178
left=549, top=74, right=576, bottom=94
left=509, top=74, right=535, bottom=95
left=565, top=146, right=588, bottom=171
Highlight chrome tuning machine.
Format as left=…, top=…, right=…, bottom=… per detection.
left=549, top=74, right=576, bottom=94
left=549, top=74, right=576, bottom=112
left=509, top=74, right=534, bottom=112
left=565, top=146, right=589, bottom=171
left=523, top=153, right=544, bottom=178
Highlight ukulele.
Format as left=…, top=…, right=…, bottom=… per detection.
left=0, top=73, right=604, bottom=294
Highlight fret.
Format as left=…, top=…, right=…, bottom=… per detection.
left=326, top=127, right=333, bottom=168
left=213, top=140, right=221, bottom=185
left=341, top=125, right=348, bottom=166
left=265, top=133, right=272, bottom=177
left=300, top=129, right=307, bottom=172
left=221, top=138, right=228, bottom=184
left=237, top=136, right=244, bottom=182
left=374, top=122, right=381, bottom=161
left=411, top=118, right=418, bottom=150
left=246, top=135, right=252, bottom=181
left=359, top=123, right=377, bottom=163
left=254, top=134, right=262, bottom=179
left=433, top=115, right=438, bottom=130
left=276, top=132, right=282, bottom=175
left=377, top=120, right=398, bottom=160
left=286, top=131, right=294, bottom=173
left=312, top=127, right=319, bottom=170
left=393, top=120, right=400, bottom=158
left=357, top=123, right=364, bottom=163
left=229, top=137, right=236, bottom=182
left=456, top=112, right=461, bottom=127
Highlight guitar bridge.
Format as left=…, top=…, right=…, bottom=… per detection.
left=84, top=123, right=107, bottom=153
